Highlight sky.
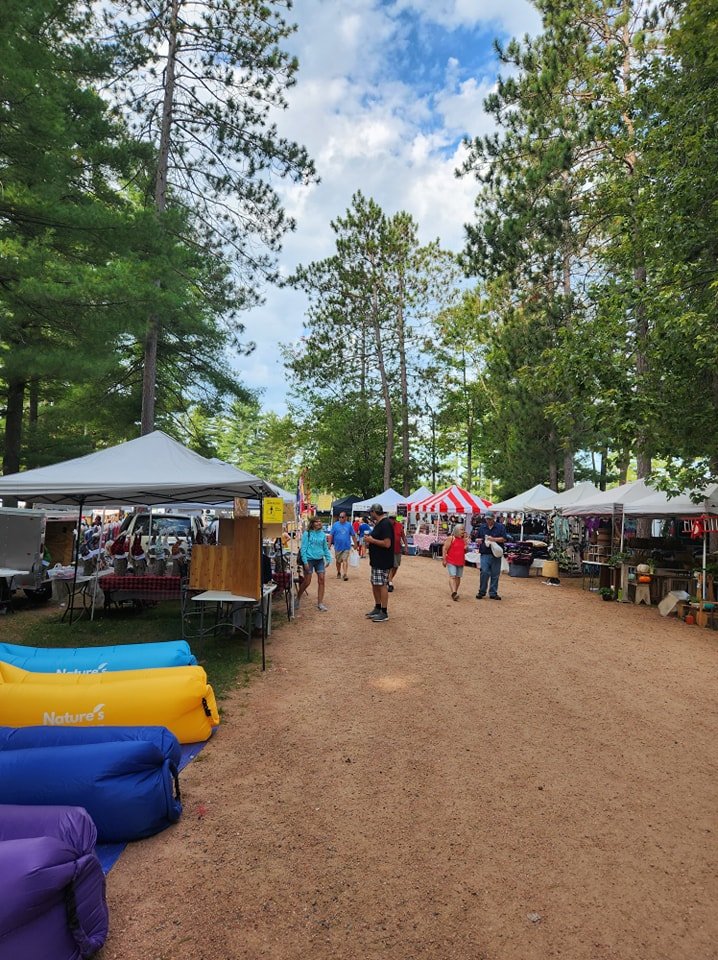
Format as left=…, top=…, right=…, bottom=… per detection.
left=233, top=0, right=541, bottom=412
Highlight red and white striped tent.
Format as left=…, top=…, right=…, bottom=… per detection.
left=407, top=485, right=491, bottom=515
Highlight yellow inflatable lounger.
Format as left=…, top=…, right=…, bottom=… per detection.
left=0, top=661, right=219, bottom=744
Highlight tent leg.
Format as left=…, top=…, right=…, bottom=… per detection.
left=66, top=500, right=84, bottom=626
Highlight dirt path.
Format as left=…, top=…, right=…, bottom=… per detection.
left=102, top=557, right=718, bottom=960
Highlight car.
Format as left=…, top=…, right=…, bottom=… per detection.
left=116, top=512, right=204, bottom=551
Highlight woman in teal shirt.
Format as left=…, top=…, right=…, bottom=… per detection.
left=297, top=517, right=332, bottom=611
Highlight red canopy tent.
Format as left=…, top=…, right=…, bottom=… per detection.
left=407, top=485, right=491, bottom=515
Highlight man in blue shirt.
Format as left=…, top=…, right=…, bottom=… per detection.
left=475, top=511, right=508, bottom=600
left=329, top=512, right=358, bottom=581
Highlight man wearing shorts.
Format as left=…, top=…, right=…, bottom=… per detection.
left=329, top=512, right=358, bottom=580
left=363, top=503, right=394, bottom=623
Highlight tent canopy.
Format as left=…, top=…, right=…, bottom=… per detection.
left=617, top=483, right=718, bottom=517
left=0, top=431, right=274, bottom=507
left=523, top=481, right=601, bottom=513
left=408, top=485, right=489, bottom=515
left=560, top=479, right=654, bottom=517
left=351, top=488, right=404, bottom=514
left=490, top=483, right=554, bottom=513
left=400, top=485, right=432, bottom=505
left=331, top=495, right=362, bottom=515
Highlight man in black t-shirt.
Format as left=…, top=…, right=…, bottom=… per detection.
left=363, top=502, right=394, bottom=623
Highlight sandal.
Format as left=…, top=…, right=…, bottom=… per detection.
left=451, top=591, right=458, bottom=600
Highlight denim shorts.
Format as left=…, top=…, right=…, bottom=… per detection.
left=305, top=557, right=326, bottom=574
left=447, top=563, right=464, bottom=577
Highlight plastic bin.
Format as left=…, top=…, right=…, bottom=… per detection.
left=509, top=562, right=530, bottom=578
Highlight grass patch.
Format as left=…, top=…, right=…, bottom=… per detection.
left=0, top=597, right=280, bottom=701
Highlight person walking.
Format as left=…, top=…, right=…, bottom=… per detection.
left=442, top=522, right=468, bottom=600
left=329, top=512, right=358, bottom=580
left=357, top=516, right=372, bottom=558
left=388, top=515, right=408, bottom=592
left=297, top=517, right=332, bottom=611
left=363, top=503, right=394, bottom=623
left=475, top=511, right=508, bottom=600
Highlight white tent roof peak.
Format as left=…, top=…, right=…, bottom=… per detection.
left=351, top=488, right=404, bottom=513
left=0, top=430, right=275, bottom=506
left=490, top=483, right=554, bottom=513
left=524, top=481, right=602, bottom=513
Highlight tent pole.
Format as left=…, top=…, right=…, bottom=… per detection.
left=259, top=492, right=266, bottom=672
left=702, top=526, right=708, bottom=601
left=67, top=499, right=84, bottom=626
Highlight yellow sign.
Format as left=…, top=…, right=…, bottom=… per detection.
left=316, top=493, right=333, bottom=511
left=262, top=497, right=284, bottom=523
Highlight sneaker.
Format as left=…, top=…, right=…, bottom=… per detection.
left=343, top=575, right=348, bottom=581
left=387, top=584, right=394, bottom=592
left=365, top=607, right=381, bottom=618
left=489, top=595, right=502, bottom=600
left=475, top=593, right=485, bottom=599
left=336, top=572, right=341, bottom=579
left=318, top=603, right=328, bottom=611
left=371, top=610, right=388, bottom=622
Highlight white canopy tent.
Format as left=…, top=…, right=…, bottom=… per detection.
left=490, top=483, right=554, bottom=513
left=0, top=431, right=275, bottom=506
left=523, top=481, right=601, bottom=513
left=351, top=488, right=404, bottom=516
left=401, top=485, right=432, bottom=505
left=622, top=484, right=718, bottom=517
left=560, top=479, right=653, bottom=518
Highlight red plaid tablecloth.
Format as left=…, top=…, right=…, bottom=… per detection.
left=101, top=575, right=182, bottom=601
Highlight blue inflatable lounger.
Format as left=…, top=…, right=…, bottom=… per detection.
left=0, top=726, right=183, bottom=843
left=0, top=803, right=109, bottom=960
left=0, top=639, right=197, bottom=673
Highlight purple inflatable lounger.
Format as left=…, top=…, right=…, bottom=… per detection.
left=0, top=804, right=109, bottom=960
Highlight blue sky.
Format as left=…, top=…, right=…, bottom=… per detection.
left=232, top=0, right=541, bottom=411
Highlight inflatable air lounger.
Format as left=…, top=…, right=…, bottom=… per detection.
left=0, top=726, right=182, bottom=843
left=0, top=660, right=219, bottom=743
left=0, top=639, right=197, bottom=673
left=0, top=803, right=109, bottom=959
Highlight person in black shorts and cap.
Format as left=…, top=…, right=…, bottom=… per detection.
left=363, top=502, right=394, bottom=622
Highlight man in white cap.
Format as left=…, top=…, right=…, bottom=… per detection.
left=474, top=511, right=508, bottom=600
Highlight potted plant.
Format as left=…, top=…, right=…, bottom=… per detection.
left=598, top=586, right=615, bottom=601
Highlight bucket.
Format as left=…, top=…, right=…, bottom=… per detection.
left=542, top=560, right=559, bottom=578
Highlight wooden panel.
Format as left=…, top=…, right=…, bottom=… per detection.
left=45, top=522, right=75, bottom=566
left=189, top=545, right=235, bottom=591
left=217, top=519, right=235, bottom=546
left=231, top=516, right=261, bottom=599
left=263, top=523, right=283, bottom=541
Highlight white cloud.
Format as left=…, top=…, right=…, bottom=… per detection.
left=232, top=0, right=538, bottom=412
left=390, top=0, right=541, bottom=36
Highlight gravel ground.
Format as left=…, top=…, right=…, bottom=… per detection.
left=101, top=556, right=718, bottom=960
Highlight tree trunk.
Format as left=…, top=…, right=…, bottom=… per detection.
left=599, top=446, right=608, bottom=491
left=369, top=269, right=393, bottom=490
left=141, top=0, right=180, bottom=435
left=2, top=379, right=25, bottom=505
left=548, top=428, right=558, bottom=490
left=396, top=291, right=410, bottom=496
left=563, top=449, right=575, bottom=489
